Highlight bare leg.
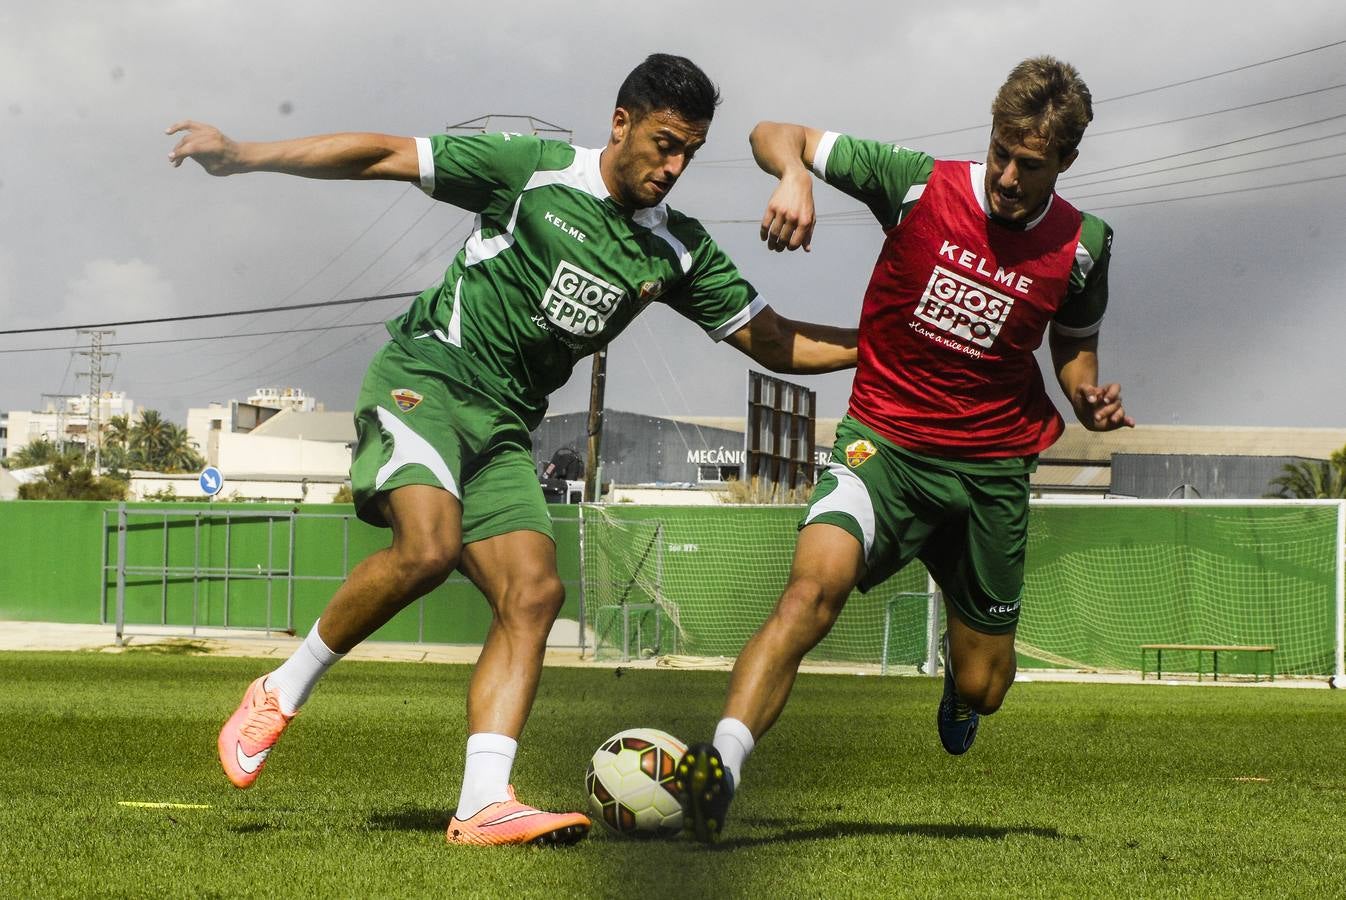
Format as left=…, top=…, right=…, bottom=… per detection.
left=721, top=523, right=865, bottom=738
left=219, top=484, right=461, bottom=789
left=458, top=530, right=565, bottom=739
left=945, top=609, right=1017, bottom=715
left=315, top=484, right=462, bottom=653
left=678, top=524, right=866, bottom=842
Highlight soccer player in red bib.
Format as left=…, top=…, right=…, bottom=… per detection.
left=678, top=57, right=1135, bottom=842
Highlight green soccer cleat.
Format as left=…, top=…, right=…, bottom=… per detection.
left=675, top=743, right=734, bottom=843
left=937, top=633, right=980, bottom=755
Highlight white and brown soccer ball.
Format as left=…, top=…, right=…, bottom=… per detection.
left=585, top=728, right=687, bottom=837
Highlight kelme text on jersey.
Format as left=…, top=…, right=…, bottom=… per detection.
left=540, top=260, right=625, bottom=337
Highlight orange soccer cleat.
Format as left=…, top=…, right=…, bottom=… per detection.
left=445, top=786, right=590, bottom=847
left=217, top=675, right=294, bottom=789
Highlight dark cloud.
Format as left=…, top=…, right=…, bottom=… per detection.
left=1, top=1, right=1344, bottom=429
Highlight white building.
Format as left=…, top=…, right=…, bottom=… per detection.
left=5, top=392, right=136, bottom=458
left=171, top=389, right=353, bottom=503
left=248, top=386, right=318, bottom=413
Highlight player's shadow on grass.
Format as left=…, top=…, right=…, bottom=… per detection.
left=716, top=819, right=1081, bottom=849
left=367, top=807, right=449, bottom=832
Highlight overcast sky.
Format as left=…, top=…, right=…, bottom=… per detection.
left=2, top=1, right=1345, bottom=434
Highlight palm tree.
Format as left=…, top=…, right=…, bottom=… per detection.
left=126, top=410, right=204, bottom=473
left=104, top=414, right=132, bottom=450
left=159, top=423, right=206, bottom=474
left=1267, top=453, right=1346, bottom=499
left=130, top=409, right=173, bottom=469
left=9, top=438, right=83, bottom=470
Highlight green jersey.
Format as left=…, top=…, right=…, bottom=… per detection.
left=386, top=132, right=763, bottom=429
left=811, top=134, right=1112, bottom=335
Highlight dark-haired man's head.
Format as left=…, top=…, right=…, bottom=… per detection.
left=616, top=53, right=721, bottom=124
left=602, top=54, right=721, bottom=209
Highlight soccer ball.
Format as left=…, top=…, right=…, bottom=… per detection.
left=585, top=727, right=686, bottom=837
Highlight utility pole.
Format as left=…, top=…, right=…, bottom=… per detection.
left=76, top=329, right=118, bottom=471
left=584, top=349, right=607, bottom=502
left=40, top=393, right=78, bottom=454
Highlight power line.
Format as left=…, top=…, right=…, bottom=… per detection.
left=0, top=321, right=387, bottom=355
left=1084, top=170, right=1346, bottom=212
left=1059, top=113, right=1346, bottom=182
left=1062, top=128, right=1346, bottom=191
left=695, top=38, right=1346, bottom=165
left=0, top=291, right=418, bottom=337
left=698, top=113, right=1346, bottom=225
left=1068, top=149, right=1346, bottom=203
left=1101, top=38, right=1346, bottom=103
left=213, top=185, right=416, bottom=341
left=938, top=83, right=1346, bottom=159
left=710, top=165, right=1346, bottom=227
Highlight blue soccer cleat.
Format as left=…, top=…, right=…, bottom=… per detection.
left=675, top=742, right=735, bottom=843
left=937, top=632, right=980, bottom=755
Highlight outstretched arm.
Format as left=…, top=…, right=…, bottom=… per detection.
left=750, top=122, right=826, bottom=252
left=1050, top=328, right=1135, bottom=430
left=165, top=120, right=419, bottom=182
left=725, top=305, right=857, bottom=374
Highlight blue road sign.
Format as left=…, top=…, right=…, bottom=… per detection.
left=199, top=466, right=224, bottom=496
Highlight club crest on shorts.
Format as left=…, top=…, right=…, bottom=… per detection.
left=845, top=439, right=876, bottom=468
left=391, top=388, right=423, bottom=412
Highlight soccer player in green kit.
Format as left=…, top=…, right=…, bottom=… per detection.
left=678, top=57, right=1135, bottom=842
left=167, top=54, right=858, bottom=847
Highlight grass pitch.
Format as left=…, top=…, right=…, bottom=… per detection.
left=2, top=651, right=1344, bottom=898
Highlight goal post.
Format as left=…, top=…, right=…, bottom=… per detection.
left=579, top=499, right=1345, bottom=678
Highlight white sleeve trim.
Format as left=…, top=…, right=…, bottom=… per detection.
left=810, top=131, right=840, bottom=179
left=708, top=295, right=768, bottom=342
left=415, top=137, right=435, bottom=195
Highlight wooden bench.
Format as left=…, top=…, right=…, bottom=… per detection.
left=1140, top=644, right=1276, bottom=682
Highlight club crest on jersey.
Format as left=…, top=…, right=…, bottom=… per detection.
left=638, top=278, right=666, bottom=301
left=845, top=439, right=876, bottom=468
left=539, top=260, right=626, bottom=338
left=391, top=389, right=423, bottom=412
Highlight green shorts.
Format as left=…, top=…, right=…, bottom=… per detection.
left=348, top=341, right=553, bottom=545
left=802, top=416, right=1032, bottom=634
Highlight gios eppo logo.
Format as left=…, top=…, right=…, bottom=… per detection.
left=914, top=265, right=1015, bottom=349
left=540, top=260, right=626, bottom=338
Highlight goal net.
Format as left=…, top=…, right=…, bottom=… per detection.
left=580, top=500, right=1345, bottom=678
left=579, top=505, right=934, bottom=670
left=1020, top=499, right=1344, bottom=677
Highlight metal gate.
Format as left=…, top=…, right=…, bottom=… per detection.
left=102, top=504, right=353, bottom=646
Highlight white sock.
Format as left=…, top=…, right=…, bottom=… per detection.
left=713, top=717, right=755, bottom=788
left=264, top=622, right=345, bottom=716
left=455, top=733, right=517, bottom=819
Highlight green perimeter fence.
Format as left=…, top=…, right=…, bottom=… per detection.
left=0, top=501, right=580, bottom=647
left=0, top=499, right=1341, bottom=678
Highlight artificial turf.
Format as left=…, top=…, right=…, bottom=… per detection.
left=2, top=650, right=1343, bottom=898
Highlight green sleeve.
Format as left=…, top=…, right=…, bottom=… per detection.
left=662, top=214, right=762, bottom=341
left=419, top=132, right=546, bottom=215
left=813, top=133, right=934, bottom=229
left=1054, top=212, right=1113, bottom=336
